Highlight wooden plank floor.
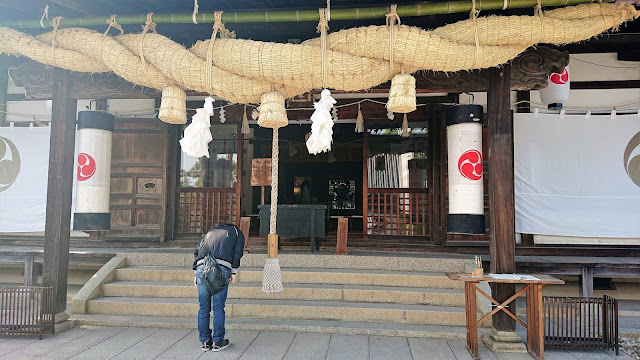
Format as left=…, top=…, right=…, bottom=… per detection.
left=0, top=326, right=622, bottom=360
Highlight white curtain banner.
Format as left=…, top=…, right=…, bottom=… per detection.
left=0, top=126, right=51, bottom=232
left=514, top=113, right=640, bottom=238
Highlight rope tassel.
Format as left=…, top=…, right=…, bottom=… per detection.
left=241, top=105, right=251, bottom=134
left=262, top=127, right=283, bottom=293
left=401, top=113, right=409, bottom=137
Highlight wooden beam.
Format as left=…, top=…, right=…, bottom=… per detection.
left=42, top=68, right=77, bottom=316
left=487, top=65, right=516, bottom=332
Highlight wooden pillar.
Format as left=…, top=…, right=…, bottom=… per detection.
left=42, top=68, right=77, bottom=316
left=236, top=124, right=243, bottom=225
left=429, top=106, right=444, bottom=245
left=362, top=122, right=369, bottom=240
left=487, top=65, right=516, bottom=332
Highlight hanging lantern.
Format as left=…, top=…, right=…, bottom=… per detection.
left=258, top=91, right=288, bottom=129
left=158, top=85, right=187, bottom=124
left=386, top=73, right=417, bottom=113
left=539, top=66, right=570, bottom=111
left=446, top=104, right=485, bottom=235
left=73, top=111, right=116, bottom=231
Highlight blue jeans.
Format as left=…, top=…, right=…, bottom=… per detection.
left=195, top=265, right=231, bottom=343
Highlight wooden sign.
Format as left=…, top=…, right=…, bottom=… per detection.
left=251, top=158, right=272, bottom=186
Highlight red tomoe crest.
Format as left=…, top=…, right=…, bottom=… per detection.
left=458, top=150, right=483, bottom=181
left=549, top=68, right=569, bottom=85
left=77, top=153, right=96, bottom=181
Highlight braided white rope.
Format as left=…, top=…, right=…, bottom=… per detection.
left=269, top=128, right=279, bottom=234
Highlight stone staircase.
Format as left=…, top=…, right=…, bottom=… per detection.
left=71, top=252, right=480, bottom=338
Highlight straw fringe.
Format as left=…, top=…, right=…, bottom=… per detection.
left=241, top=105, right=251, bottom=134
left=387, top=73, right=416, bottom=113
left=355, top=104, right=364, bottom=133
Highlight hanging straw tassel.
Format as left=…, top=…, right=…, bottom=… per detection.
left=258, top=91, right=288, bottom=129
left=241, top=105, right=251, bottom=134
left=355, top=103, right=364, bottom=133
left=401, top=114, right=409, bottom=137
left=262, top=127, right=284, bottom=293
left=158, top=85, right=187, bottom=124
left=387, top=73, right=416, bottom=113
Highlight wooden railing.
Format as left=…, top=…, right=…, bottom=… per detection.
left=178, top=188, right=237, bottom=233
left=366, top=188, right=428, bottom=236
left=544, top=295, right=618, bottom=354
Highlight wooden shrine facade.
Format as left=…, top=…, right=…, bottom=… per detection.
left=1, top=46, right=570, bottom=246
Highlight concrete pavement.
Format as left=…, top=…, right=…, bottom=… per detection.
left=0, top=326, right=624, bottom=360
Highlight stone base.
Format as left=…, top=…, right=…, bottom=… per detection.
left=55, top=311, right=70, bottom=323
left=55, top=319, right=76, bottom=333
left=483, top=329, right=527, bottom=353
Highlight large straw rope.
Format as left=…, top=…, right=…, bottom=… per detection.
left=0, top=3, right=636, bottom=105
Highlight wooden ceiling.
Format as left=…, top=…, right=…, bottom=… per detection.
left=0, top=0, right=638, bottom=51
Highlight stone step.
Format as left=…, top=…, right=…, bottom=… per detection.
left=120, top=252, right=473, bottom=273
left=115, top=267, right=464, bottom=289
left=71, top=314, right=478, bottom=339
left=102, top=281, right=466, bottom=306
left=86, top=297, right=468, bottom=326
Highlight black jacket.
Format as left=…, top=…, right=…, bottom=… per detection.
left=193, top=224, right=244, bottom=274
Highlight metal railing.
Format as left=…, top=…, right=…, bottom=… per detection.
left=0, top=286, right=55, bottom=339
left=543, top=295, right=618, bottom=355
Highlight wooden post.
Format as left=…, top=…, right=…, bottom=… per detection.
left=161, top=96, right=180, bottom=242
left=24, top=254, right=38, bottom=286
left=42, top=68, right=77, bottom=316
left=336, top=217, right=348, bottom=255
left=239, top=216, right=251, bottom=252
left=429, top=106, right=444, bottom=245
left=487, top=65, right=516, bottom=332
left=580, top=266, right=594, bottom=297
left=236, top=124, right=243, bottom=225
left=362, top=122, right=369, bottom=240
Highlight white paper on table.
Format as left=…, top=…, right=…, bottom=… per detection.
left=488, top=273, right=539, bottom=281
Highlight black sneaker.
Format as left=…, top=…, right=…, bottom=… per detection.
left=202, top=339, right=213, bottom=351
left=211, top=339, right=230, bottom=352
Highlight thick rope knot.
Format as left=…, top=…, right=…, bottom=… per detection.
left=317, top=8, right=330, bottom=89
left=385, top=4, right=401, bottom=26
left=470, top=0, right=480, bottom=62
left=535, top=0, right=545, bottom=40
left=386, top=4, right=401, bottom=78
left=51, top=16, right=63, bottom=51
left=139, top=13, right=156, bottom=73
left=206, top=11, right=226, bottom=94
left=105, top=15, right=124, bottom=35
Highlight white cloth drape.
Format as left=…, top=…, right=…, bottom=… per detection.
left=179, top=97, right=214, bottom=158
left=514, top=113, right=640, bottom=238
left=306, top=89, right=337, bottom=155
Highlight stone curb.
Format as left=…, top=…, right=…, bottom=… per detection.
left=71, top=256, right=126, bottom=314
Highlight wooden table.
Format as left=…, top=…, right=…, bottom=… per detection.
left=446, top=273, right=564, bottom=360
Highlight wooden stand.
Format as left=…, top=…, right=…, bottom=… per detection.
left=446, top=273, right=564, bottom=360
